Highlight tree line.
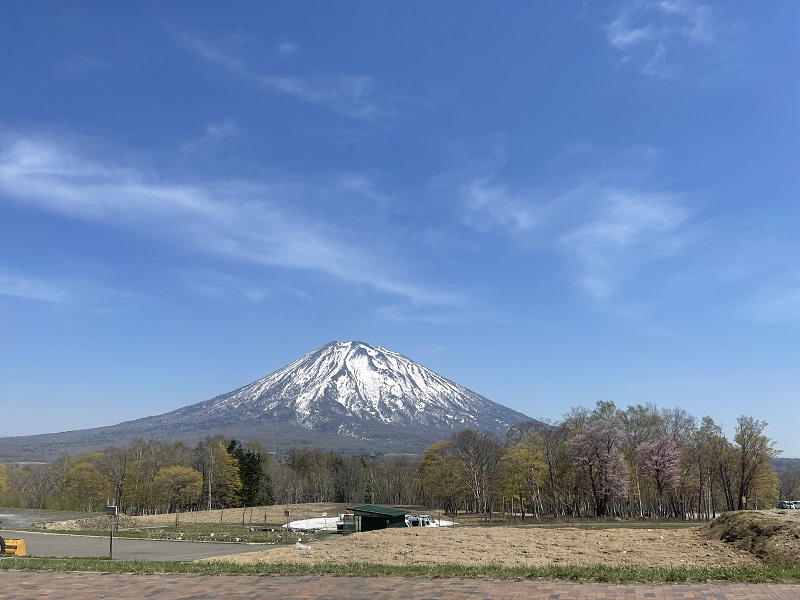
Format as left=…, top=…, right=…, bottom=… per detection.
left=0, top=401, right=796, bottom=520
left=0, top=436, right=274, bottom=515
left=421, top=402, right=785, bottom=519
left=0, top=436, right=422, bottom=515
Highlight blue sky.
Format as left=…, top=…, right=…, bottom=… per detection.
left=2, top=2, right=800, bottom=455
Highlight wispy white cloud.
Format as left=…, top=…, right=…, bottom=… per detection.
left=175, top=31, right=397, bottom=122
left=558, top=189, right=690, bottom=299
left=454, top=142, right=800, bottom=324
left=178, top=32, right=249, bottom=71
left=455, top=147, right=693, bottom=301
left=377, top=303, right=505, bottom=325
left=205, top=117, right=240, bottom=139
left=180, top=117, right=241, bottom=153
left=278, top=42, right=298, bottom=56
left=182, top=268, right=321, bottom=304
left=460, top=178, right=545, bottom=233
left=179, top=269, right=269, bottom=303
left=606, top=0, right=716, bottom=77
left=56, top=53, right=108, bottom=76
left=746, top=277, right=800, bottom=324
left=658, top=0, right=714, bottom=43
left=0, top=131, right=456, bottom=308
left=606, top=16, right=655, bottom=50
left=0, top=268, right=69, bottom=303
left=259, top=74, right=391, bottom=122
left=335, top=173, right=386, bottom=199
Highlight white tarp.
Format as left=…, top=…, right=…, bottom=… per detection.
left=283, top=515, right=457, bottom=531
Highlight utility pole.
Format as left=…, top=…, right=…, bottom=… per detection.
left=106, top=504, right=118, bottom=559
left=207, top=444, right=215, bottom=512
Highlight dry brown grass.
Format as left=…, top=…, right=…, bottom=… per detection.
left=41, top=502, right=352, bottom=530
left=205, top=524, right=761, bottom=568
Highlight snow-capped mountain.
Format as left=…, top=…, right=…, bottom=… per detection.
left=0, top=341, right=533, bottom=460
left=165, top=340, right=530, bottom=436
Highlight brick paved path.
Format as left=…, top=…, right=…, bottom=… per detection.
left=1, top=572, right=799, bottom=600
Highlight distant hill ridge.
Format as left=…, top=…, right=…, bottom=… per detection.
left=0, top=341, right=532, bottom=462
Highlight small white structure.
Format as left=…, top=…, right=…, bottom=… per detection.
left=405, top=514, right=456, bottom=527
left=405, top=514, right=435, bottom=527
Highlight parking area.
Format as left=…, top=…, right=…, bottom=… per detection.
left=1, top=529, right=266, bottom=561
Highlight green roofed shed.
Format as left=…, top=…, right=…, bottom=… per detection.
left=342, top=505, right=409, bottom=534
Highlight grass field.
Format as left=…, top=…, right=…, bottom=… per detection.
left=2, top=556, right=800, bottom=583
left=35, top=523, right=331, bottom=544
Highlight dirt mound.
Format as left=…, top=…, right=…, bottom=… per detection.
left=701, top=510, right=800, bottom=566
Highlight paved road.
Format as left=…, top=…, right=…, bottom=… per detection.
left=0, top=572, right=798, bottom=600
left=0, top=508, right=105, bottom=529
left=1, top=530, right=266, bottom=561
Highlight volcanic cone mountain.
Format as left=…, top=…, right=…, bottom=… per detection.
left=0, top=341, right=533, bottom=461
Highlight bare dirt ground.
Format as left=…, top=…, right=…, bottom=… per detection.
left=207, top=525, right=759, bottom=569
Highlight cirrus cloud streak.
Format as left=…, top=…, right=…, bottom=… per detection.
left=0, top=131, right=457, bottom=308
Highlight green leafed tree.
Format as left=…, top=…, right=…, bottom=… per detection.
left=734, top=415, right=780, bottom=510
left=0, top=463, right=8, bottom=496
left=498, top=441, right=547, bottom=518
left=195, top=437, right=242, bottom=510
left=152, top=466, right=203, bottom=512
left=419, top=440, right=466, bottom=515
left=64, top=453, right=112, bottom=512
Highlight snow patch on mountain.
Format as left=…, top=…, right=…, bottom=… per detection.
left=182, top=341, right=528, bottom=433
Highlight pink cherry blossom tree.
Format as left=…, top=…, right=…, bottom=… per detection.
left=636, top=435, right=681, bottom=516
left=568, top=419, right=629, bottom=517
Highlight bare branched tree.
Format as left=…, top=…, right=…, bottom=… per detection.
left=449, top=429, right=502, bottom=517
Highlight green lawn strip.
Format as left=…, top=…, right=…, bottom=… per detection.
left=2, top=558, right=799, bottom=583
left=31, top=527, right=325, bottom=544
